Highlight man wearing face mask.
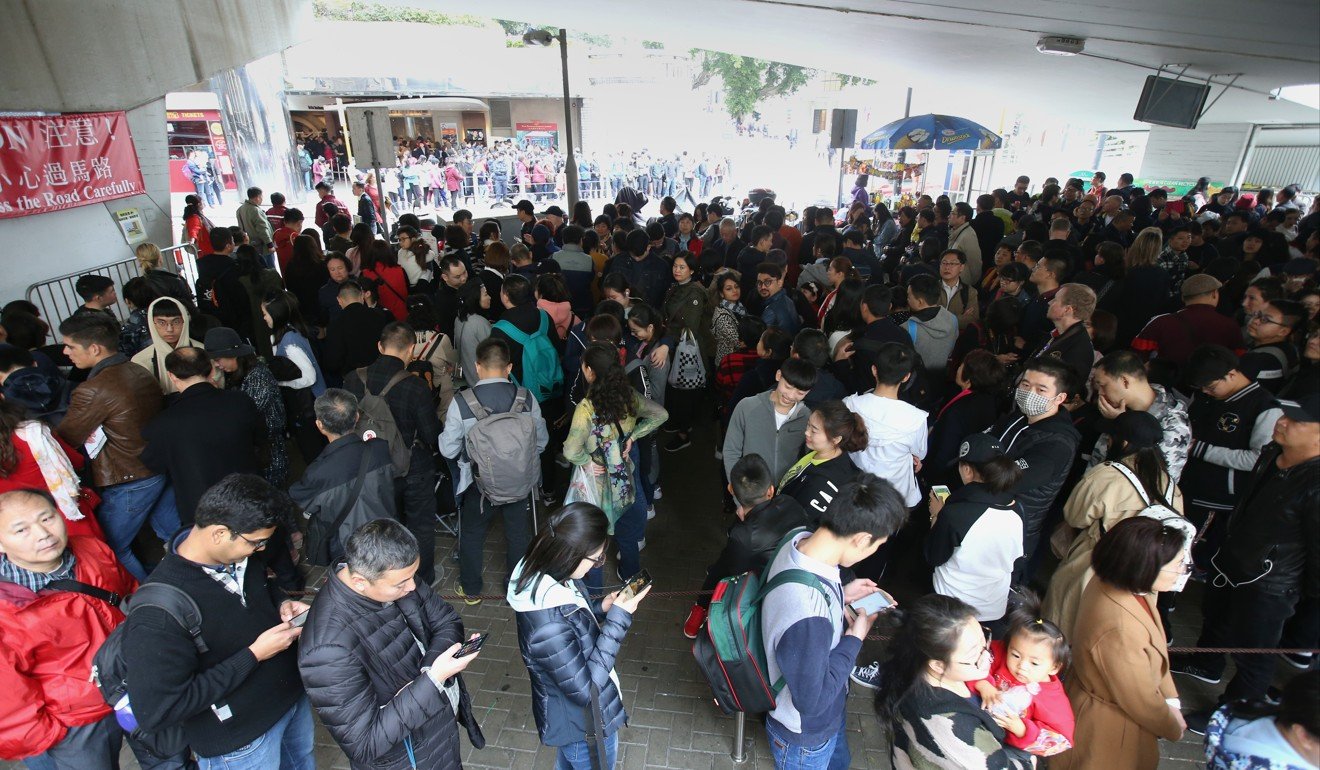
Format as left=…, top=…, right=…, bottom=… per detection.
left=986, top=357, right=1081, bottom=583
left=1173, top=393, right=1320, bottom=735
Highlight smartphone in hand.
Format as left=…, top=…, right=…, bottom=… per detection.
left=931, top=485, right=951, bottom=503
left=455, top=633, right=488, bottom=658
left=849, top=591, right=893, bottom=616
left=289, top=610, right=310, bottom=628
left=617, top=569, right=653, bottom=602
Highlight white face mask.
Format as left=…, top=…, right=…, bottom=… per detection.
left=1015, top=388, right=1055, bottom=417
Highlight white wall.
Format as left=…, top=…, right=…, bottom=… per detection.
left=0, top=100, right=174, bottom=304
left=1137, top=123, right=1253, bottom=185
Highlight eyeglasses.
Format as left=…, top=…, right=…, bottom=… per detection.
left=1160, top=562, right=1192, bottom=576
left=1248, top=311, right=1287, bottom=327
left=957, top=625, right=993, bottom=666
left=152, top=318, right=185, bottom=330
left=585, top=550, right=607, bottom=568
left=235, top=533, right=269, bottom=550
left=756, top=278, right=777, bottom=288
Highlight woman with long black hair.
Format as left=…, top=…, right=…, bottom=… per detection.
left=563, top=343, right=667, bottom=594
left=262, top=291, right=327, bottom=463
left=506, top=503, right=651, bottom=770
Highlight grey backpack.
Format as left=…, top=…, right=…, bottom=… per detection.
left=461, top=387, right=538, bottom=504
left=355, top=368, right=412, bottom=477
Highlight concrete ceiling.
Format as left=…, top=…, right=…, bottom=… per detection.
left=0, top=0, right=312, bottom=112
left=410, top=0, right=1320, bottom=129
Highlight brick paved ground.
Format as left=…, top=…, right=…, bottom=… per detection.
left=4, top=414, right=1304, bottom=769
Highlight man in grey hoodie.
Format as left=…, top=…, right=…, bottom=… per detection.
left=903, top=273, right=960, bottom=378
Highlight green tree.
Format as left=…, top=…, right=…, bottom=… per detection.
left=691, top=50, right=873, bottom=121
left=313, top=0, right=484, bottom=26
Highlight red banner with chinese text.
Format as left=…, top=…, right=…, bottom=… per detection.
left=0, top=111, right=146, bottom=219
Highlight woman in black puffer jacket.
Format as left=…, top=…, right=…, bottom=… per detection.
left=507, top=503, right=652, bottom=770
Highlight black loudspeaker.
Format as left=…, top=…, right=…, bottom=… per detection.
left=830, top=109, right=857, bottom=149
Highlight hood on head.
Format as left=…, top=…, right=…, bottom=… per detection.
left=145, top=296, right=191, bottom=348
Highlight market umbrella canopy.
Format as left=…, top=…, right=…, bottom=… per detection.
left=859, top=114, right=1003, bottom=151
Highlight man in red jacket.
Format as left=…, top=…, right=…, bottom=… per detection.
left=0, top=488, right=144, bottom=768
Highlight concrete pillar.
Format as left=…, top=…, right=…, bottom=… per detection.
left=209, top=52, right=300, bottom=199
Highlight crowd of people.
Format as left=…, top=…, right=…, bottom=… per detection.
left=295, top=132, right=731, bottom=217
left=0, top=166, right=1317, bottom=770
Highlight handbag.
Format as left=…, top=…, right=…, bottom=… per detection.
left=304, top=445, right=373, bottom=566
left=667, top=329, right=707, bottom=390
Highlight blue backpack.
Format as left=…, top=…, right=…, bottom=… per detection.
left=494, top=313, right=564, bottom=403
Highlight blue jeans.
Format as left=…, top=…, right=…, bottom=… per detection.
left=198, top=697, right=314, bottom=770
left=555, top=732, right=618, bottom=770
left=766, top=719, right=850, bottom=770
left=97, top=475, right=180, bottom=581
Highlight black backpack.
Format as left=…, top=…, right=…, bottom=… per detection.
left=89, top=583, right=206, bottom=758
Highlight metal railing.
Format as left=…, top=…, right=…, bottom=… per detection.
left=24, top=243, right=199, bottom=325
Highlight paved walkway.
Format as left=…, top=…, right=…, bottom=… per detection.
left=4, top=414, right=1296, bottom=769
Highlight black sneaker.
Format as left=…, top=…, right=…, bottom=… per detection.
left=1169, top=658, right=1222, bottom=685
left=850, top=661, right=882, bottom=690
left=1184, top=709, right=1212, bottom=736
left=664, top=434, right=692, bottom=453
left=1281, top=652, right=1315, bottom=670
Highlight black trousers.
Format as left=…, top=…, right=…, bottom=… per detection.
left=1188, top=579, right=1300, bottom=701
left=398, top=447, right=437, bottom=584
left=666, top=386, right=703, bottom=436
left=458, top=491, right=533, bottom=595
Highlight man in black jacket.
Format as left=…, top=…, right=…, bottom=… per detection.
left=124, top=474, right=311, bottom=768
left=299, top=519, right=481, bottom=770
left=988, top=357, right=1081, bottom=582
left=1174, top=394, right=1320, bottom=732
left=972, top=194, right=1005, bottom=264
left=1024, top=282, right=1096, bottom=390
left=345, top=323, right=441, bottom=585
left=433, top=256, right=467, bottom=340
left=322, top=281, right=388, bottom=381
left=139, top=348, right=262, bottom=524
left=288, top=389, right=397, bottom=565
left=682, top=454, right=812, bottom=638
left=193, top=227, right=250, bottom=332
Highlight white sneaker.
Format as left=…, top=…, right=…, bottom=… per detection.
left=638, top=538, right=646, bottom=551
left=653, top=486, right=663, bottom=501
left=647, top=506, right=656, bottom=520
left=850, top=661, right=882, bottom=690
left=714, top=449, right=722, bottom=460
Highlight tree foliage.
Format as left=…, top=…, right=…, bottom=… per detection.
left=313, top=0, right=485, bottom=26
left=691, top=50, right=872, bottom=121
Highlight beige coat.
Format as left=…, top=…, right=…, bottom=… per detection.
left=1052, top=580, right=1182, bottom=770
left=948, top=222, right=983, bottom=284
left=1042, top=460, right=1184, bottom=637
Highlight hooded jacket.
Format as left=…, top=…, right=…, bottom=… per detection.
left=988, top=409, right=1082, bottom=551
left=298, top=569, right=482, bottom=770
left=778, top=452, right=860, bottom=524
left=131, top=296, right=203, bottom=394
left=1204, top=706, right=1315, bottom=770
left=905, top=306, right=960, bottom=376
left=506, top=561, right=630, bottom=747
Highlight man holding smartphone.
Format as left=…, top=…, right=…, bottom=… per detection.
left=299, top=519, right=484, bottom=770
left=760, top=473, right=907, bottom=770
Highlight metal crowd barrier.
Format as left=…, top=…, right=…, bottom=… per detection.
left=24, top=243, right=199, bottom=325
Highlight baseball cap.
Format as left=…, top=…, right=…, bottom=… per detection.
left=1180, top=273, right=1222, bottom=300
left=954, top=433, right=1006, bottom=466
left=515, top=199, right=535, bottom=215
left=1278, top=393, right=1320, bottom=423
left=542, top=205, right=566, bottom=218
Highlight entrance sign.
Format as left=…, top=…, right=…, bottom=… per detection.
left=0, top=112, right=146, bottom=219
